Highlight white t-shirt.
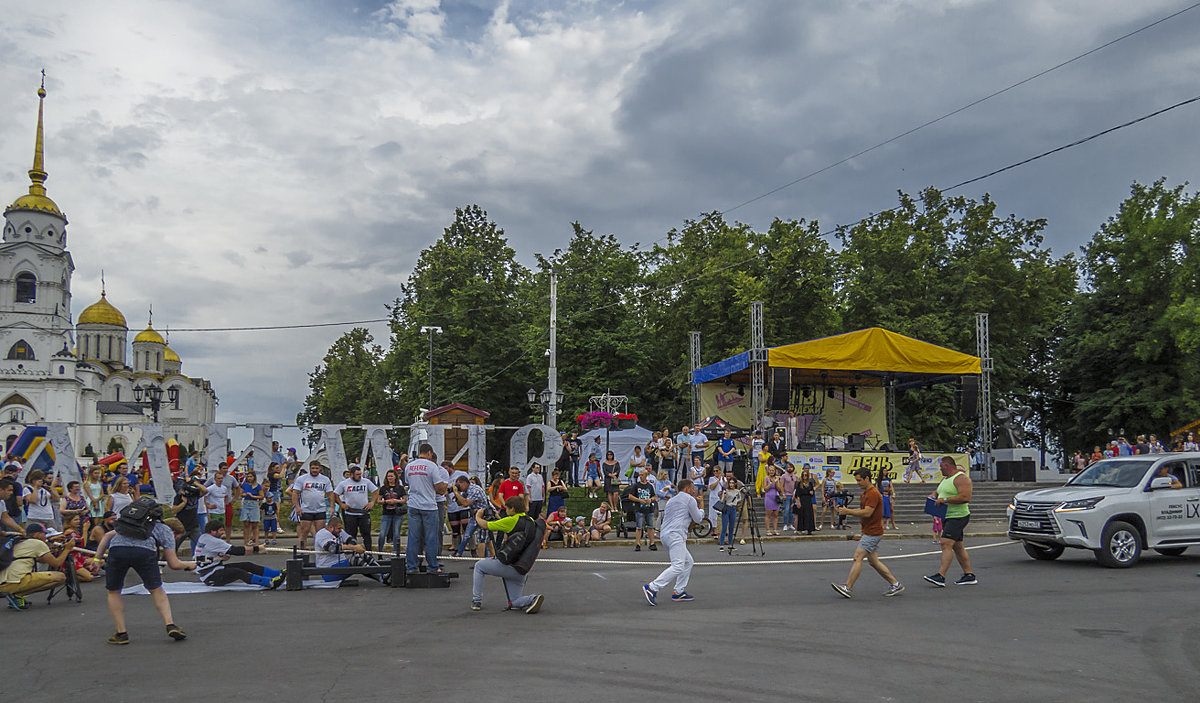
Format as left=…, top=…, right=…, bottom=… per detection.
left=291, top=473, right=334, bottom=513
left=591, top=507, right=610, bottom=525
left=110, top=491, right=134, bottom=515
left=202, top=484, right=227, bottom=514
left=314, top=527, right=351, bottom=568
left=525, top=473, right=545, bottom=501
left=193, top=533, right=233, bottom=580
left=404, top=458, right=448, bottom=511
left=659, top=492, right=704, bottom=537
left=690, top=433, right=709, bottom=452
left=708, top=475, right=725, bottom=503
left=335, top=478, right=378, bottom=512
left=24, top=485, right=56, bottom=522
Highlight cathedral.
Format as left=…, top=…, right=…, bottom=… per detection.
left=0, top=83, right=217, bottom=457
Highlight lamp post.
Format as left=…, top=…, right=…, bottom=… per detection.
left=526, top=387, right=564, bottom=425
left=133, top=383, right=178, bottom=423
left=419, top=326, right=443, bottom=411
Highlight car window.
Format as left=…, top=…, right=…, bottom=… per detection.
left=1186, top=462, right=1200, bottom=488
left=1155, top=462, right=1187, bottom=488
left=1068, top=459, right=1154, bottom=488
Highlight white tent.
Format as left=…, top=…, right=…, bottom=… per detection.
left=575, top=425, right=653, bottom=483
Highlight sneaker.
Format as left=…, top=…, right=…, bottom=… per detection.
left=831, top=583, right=852, bottom=599
left=923, top=573, right=947, bottom=588
left=524, top=594, right=544, bottom=614
left=671, top=591, right=694, bottom=601
left=634, top=544, right=641, bottom=552
left=5, top=593, right=28, bottom=610
left=166, top=624, right=187, bottom=641
left=739, top=539, right=745, bottom=545
left=470, top=601, right=482, bottom=611
left=107, top=631, right=130, bottom=645
left=269, top=573, right=286, bottom=590
left=955, top=573, right=978, bottom=586
left=642, top=584, right=657, bottom=606
left=648, top=544, right=657, bottom=551
left=884, top=582, right=905, bottom=597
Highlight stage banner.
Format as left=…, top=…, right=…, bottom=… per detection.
left=699, top=383, right=890, bottom=446
left=786, top=451, right=968, bottom=484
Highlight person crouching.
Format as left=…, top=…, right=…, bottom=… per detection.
left=470, top=496, right=545, bottom=613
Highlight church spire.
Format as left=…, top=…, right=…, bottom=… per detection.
left=28, top=70, right=49, bottom=198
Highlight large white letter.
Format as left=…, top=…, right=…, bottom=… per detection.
left=509, top=424, right=562, bottom=472
left=312, top=424, right=349, bottom=476
left=228, top=424, right=280, bottom=476
left=127, top=424, right=174, bottom=506
left=358, top=425, right=395, bottom=478
left=201, top=423, right=234, bottom=474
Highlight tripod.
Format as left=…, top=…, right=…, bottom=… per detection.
left=739, top=488, right=765, bottom=556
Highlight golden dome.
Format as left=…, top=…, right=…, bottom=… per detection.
left=164, top=346, right=180, bottom=363
left=134, top=325, right=165, bottom=344
left=6, top=82, right=65, bottom=220
left=6, top=193, right=64, bottom=218
left=77, top=294, right=127, bottom=328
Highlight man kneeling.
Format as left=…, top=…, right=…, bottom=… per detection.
left=470, top=496, right=545, bottom=613
left=194, top=522, right=285, bottom=589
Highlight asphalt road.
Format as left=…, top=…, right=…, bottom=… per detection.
left=7, top=537, right=1199, bottom=702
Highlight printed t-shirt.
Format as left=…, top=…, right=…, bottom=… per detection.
left=335, top=478, right=379, bottom=512
left=403, top=459, right=448, bottom=511
left=290, top=473, right=334, bottom=513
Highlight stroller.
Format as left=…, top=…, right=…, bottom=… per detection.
left=617, top=495, right=639, bottom=539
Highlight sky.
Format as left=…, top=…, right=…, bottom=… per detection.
left=1, top=0, right=1198, bottom=429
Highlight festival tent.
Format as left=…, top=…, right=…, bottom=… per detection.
left=575, top=425, right=653, bottom=483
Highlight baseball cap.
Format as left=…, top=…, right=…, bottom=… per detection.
left=576, top=516, right=586, bottom=522
left=25, top=522, right=46, bottom=535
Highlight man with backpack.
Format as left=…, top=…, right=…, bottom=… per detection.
left=469, top=495, right=546, bottom=613
left=93, top=496, right=196, bottom=644
left=1, top=522, right=75, bottom=609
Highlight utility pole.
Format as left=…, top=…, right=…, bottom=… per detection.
left=419, top=325, right=442, bottom=411
left=548, top=269, right=558, bottom=426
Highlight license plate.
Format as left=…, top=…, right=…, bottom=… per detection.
left=1017, top=519, right=1041, bottom=529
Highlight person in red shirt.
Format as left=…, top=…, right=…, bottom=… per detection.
left=542, top=506, right=568, bottom=548
left=831, top=468, right=903, bottom=599
left=499, top=466, right=527, bottom=503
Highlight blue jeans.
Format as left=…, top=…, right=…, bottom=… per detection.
left=406, top=507, right=441, bottom=572
left=781, top=500, right=794, bottom=529
left=379, top=513, right=404, bottom=552
left=720, top=505, right=738, bottom=545
left=455, top=518, right=481, bottom=556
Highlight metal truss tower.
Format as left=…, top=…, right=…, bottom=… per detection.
left=750, top=302, right=767, bottom=430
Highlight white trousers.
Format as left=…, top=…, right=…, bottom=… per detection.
left=650, top=531, right=694, bottom=593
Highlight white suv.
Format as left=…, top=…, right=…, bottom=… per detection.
left=1007, top=453, right=1200, bottom=567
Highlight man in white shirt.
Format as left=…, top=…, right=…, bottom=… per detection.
left=335, top=465, right=379, bottom=551
left=314, top=516, right=368, bottom=584
left=642, top=481, right=704, bottom=605
left=403, top=444, right=449, bottom=574
left=193, top=522, right=283, bottom=588
left=689, top=429, right=710, bottom=465
left=21, top=470, right=58, bottom=527
left=524, top=465, right=545, bottom=519
left=289, top=462, right=335, bottom=549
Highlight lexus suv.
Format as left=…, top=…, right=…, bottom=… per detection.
left=1007, top=453, right=1200, bottom=567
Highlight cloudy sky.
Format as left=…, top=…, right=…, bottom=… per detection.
left=1, top=0, right=1198, bottom=427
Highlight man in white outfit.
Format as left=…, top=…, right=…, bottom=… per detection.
left=642, top=480, right=704, bottom=605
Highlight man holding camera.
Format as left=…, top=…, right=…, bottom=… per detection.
left=1, top=522, right=75, bottom=609
left=831, top=468, right=904, bottom=599
left=470, top=495, right=545, bottom=613
left=642, top=479, right=704, bottom=605
left=172, top=470, right=208, bottom=555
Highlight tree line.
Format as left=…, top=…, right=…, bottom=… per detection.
left=298, top=179, right=1200, bottom=457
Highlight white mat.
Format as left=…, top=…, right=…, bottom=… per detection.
left=121, top=580, right=341, bottom=595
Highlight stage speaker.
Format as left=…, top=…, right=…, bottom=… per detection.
left=957, top=375, right=979, bottom=419
left=879, top=443, right=899, bottom=453
left=798, top=441, right=825, bottom=451
left=769, top=368, right=791, bottom=410
left=845, top=433, right=865, bottom=452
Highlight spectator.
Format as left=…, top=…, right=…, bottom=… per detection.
left=590, top=502, right=612, bottom=541
left=1090, top=446, right=1103, bottom=464
left=22, top=469, right=59, bottom=529
left=1, top=522, right=75, bottom=609
left=603, top=451, right=622, bottom=518
left=209, top=462, right=239, bottom=528
left=583, top=454, right=602, bottom=498
left=675, top=426, right=692, bottom=479
left=82, top=466, right=106, bottom=530
left=525, top=463, right=545, bottom=519
left=657, top=438, right=677, bottom=485
left=718, top=476, right=744, bottom=552
left=499, top=467, right=526, bottom=503
left=795, top=467, right=817, bottom=535
left=106, top=476, right=134, bottom=515
left=86, top=511, right=117, bottom=551
left=262, top=492, right=280, bottom=546
left=545, top=469, right=569, bottom=515
left=567, top=432, right=582, bottom=485
left=572, top=516, right=590, bottom=547
left=779, top=462, right=798, bottom=532
left=452, top=475, right=491, bottom=557
left=239, top=471, right=265, bottom=548
left=630, top=470, right=657, bottom=552
left=706, top=467, right=726, bottom=530
left=762, top=463, right=781, bottom=536
left=61, top=480, right=88, bottom=526
left=378, top=469, right=407, bottom=553
left=203, top=473, right=231, bottom=533
left=629, top=445, right=648, bottom=482
left=543, top=505, right=568, bottom=547
left=717, top=429, right=736, bottom=474
left=59, top=514, right=99, bottom=583
left=690, top=427, right=709, bottom=465
left=818, top=468, right=838, bottom=530
left=1149, top=434, right=1165, bottom=453
left=0, top=479, right=21, bottom=532
left=1135, top=435, right=1150, bottom=455
left=654, top=469, right=675, bottom=535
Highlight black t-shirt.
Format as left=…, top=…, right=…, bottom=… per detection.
left=633, top=482, right=655, bottom=513
left=379, top=484, right=407, bottom=516
left=173, top=482, right=199, bottom=531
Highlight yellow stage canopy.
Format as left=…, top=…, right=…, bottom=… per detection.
left=767, top=327, right=981, bottom=376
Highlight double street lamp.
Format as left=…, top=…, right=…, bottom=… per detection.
left=527, top=387, right=564, bottom=424
left=133, top=383, right=178, bottom=423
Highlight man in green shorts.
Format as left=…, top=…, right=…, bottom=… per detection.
left=924, top=456, right=977, bottom=586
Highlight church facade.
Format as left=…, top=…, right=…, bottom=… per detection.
left=0, top=84, right=217, bottom=457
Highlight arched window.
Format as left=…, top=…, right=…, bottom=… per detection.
left=6, top=340, right=35, bottom=360
left=15, top=272, right=36, bottom=303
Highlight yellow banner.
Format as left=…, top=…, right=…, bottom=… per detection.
left=786, top=451, right=968, bottom=484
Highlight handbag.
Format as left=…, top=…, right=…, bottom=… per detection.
left=713, top=500, right=727, bottom=513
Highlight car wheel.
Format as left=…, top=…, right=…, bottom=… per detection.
left=1154, top=546, right=1187, bottom=557
left=1023, top=542, right=1064, bottom=560
left=1094, top=520, right=1141, bottom=568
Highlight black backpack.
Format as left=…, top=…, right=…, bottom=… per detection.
left=496, top=515, right=535, bottom=565
left=0, top=535, right=28, bottom=573
left=114, top=496, right=164, bottom=540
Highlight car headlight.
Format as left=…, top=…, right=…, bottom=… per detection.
left=1055, top=497, right=1104, bottom=512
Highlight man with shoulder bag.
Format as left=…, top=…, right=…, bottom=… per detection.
left=469, top=495, right=546, bottom=613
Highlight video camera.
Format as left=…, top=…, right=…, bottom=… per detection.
left=830, top=490, right=854, bottom=505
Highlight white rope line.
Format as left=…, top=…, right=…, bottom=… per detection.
left=260, top=540, right=1017, bottom=567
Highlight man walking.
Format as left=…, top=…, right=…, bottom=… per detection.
left=831, top=468, right=904, bottom=599
left=924, top=456, right=976, bottom=587
left=404, top=444, right=448, bottom=574
left=642, top=480, right=704, bottom=605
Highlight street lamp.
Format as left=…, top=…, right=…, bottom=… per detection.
left=419, top=326, right=443, bottom=411
left=527, top=387, right=564, bottom=424
left=133, top=382, right=178, bottom=423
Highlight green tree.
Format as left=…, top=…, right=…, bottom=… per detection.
left=1057, top=179, right=1200, bottom=448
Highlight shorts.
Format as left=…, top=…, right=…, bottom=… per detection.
left=300, top=511, right=326, bottom=522
left=942, top=515, right=970, bottom=542
left=105, top=546, right=163, bottom=592
left=635, top=511, right=654, bottom=529
left=263, top=518, right=278, bottom=533
left=447, top=510, right=469, bottom=525
left=239, top=501, right=261, bottom=522
left=857, top=534, right=883, bottom=553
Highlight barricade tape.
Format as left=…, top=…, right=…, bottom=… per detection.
left=260, top=540, right=1017, bottom=567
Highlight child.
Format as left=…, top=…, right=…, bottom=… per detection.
left=881, top=477, right=897, bottom=530
left=932, top=515, right=943, bottom=544
left=562, top=517, right=577, bottom=547
left=832, top=481, right=850, bottom=530
left=584, top=454, right=602, bottom=498
left=574, top=516, right=591, bottom=548
left=262, top=492, right=280, bottom=545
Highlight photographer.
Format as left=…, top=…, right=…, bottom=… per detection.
left=172, top=471, right=208, bottom=555
left=1, top=522, right=74, bottom=609
left=831, top=468, right=904, bottom=599
left=193, top=522, right=283, bottom=588
left=469, top=496, right=545, bottom=613
left=94, top=502, right=195, bottom=644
